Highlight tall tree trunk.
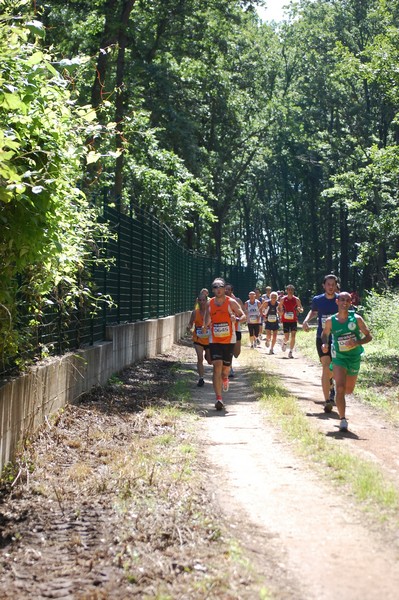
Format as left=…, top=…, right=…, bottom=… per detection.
left=89, top=0, right=136, bottom=207
left=114, top=0, right=137, bottom=207
left=339, top=201, right=349, bottom=289
left=326, top=197, right=333, bottom=275
left=91, top=0, right=120, bottom=110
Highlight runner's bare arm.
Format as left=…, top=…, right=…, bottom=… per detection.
left=235, top=297, right=245, bottom=310
left=296, top=298, right=304, bottom=313
left=321, top=317, right=332, bottom=352
left=231, top=298, right=246, bottom=322
left=202, top=306, right=211, bottom=331
left=356, top=316, right=372, bottom=346
left=302, top=309, right=318, bottom=331
left=187, top=310, right=195, bottom=332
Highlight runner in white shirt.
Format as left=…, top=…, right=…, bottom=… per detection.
left=244, top=291, right=262, bottom=349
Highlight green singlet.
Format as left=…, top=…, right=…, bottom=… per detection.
left=330, top=312, right=363, bottom=375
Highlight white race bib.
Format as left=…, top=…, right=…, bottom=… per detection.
left=267, top=314, right=277, bottom=323
left=337, top=333, right=357, bottom=351
left=196, top=327, right=209, bottom=339
left=285, top=311, right=294, bottom=320
left=213, top=322, right=230, bottom=338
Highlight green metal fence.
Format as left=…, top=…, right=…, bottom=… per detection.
left=102, top=205, right=256, bottom=321
left=2, top=204, right=257, bottom=377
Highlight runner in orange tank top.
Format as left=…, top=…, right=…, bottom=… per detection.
left=203, top=278, right=245, bottom=411
left=187, top=293, right=211, bottom=387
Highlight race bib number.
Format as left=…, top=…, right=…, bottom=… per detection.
left=285, top=312, right=294, bottom=320
left=267, top=314, right=277, bottom=323
left=249, top=315, right=259, bottom=323
left=196, top=327, right=209, bottom=339
left=337, top=333, right=357, bottom=351
left=213, top=322, right=230, bottom=338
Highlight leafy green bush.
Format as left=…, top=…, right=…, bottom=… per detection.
left=362, top=290, right=399, bottom=348
left=0, top=16, right=108, bottom=371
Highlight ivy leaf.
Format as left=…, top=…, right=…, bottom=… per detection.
left=0, top=93, right=27, bottom=112
left=25, top=20, right=46, bottom=39
left=86, top=151, right=101, bottom=164
left=26, top=51, right=44, bottom=66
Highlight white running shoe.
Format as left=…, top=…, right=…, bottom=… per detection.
left=281, top=341, right=287, bottom=352
left=339, top=418, right=348, bottom=431
left=288, top=350, right=293, bottom=359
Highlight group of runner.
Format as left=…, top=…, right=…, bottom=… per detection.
left=187, top=274, right=372, bottom=432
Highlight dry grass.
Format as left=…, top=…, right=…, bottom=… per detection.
left=0, top=350, right=269, bottom=599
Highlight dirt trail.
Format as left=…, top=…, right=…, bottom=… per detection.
left=193, top=341, right=399, bottom=600
left=266, top=342, right=399, bottom=484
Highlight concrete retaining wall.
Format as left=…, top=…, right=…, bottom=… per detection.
left=0, top=311, right=191, bottom=471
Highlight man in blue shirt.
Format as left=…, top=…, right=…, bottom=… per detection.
left=302, top=274, right=339, bottom=412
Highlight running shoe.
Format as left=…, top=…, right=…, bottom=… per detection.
left=222, top=378, right=229, bottom=392
left=324, top=401, right=333, bottom=413
left=197, top=378, right=205, bottom=387
left=229, top=367, right=235, bottom=378
left=265, top=339, right=270, bottom=348
left=256, top=338, right=261, bottom=347
left=281, top=341, right=287, bottom=352
left=250, top=343, right=254, bottom=348
left=215, top=398, right=224, bottom=411
left=339, top=418, right=348, bottom=431
left=269, top=349, right=274, bottom=355
left=288, top=350, right=294, bottom=359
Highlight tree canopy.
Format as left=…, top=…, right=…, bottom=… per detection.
left=1, top=0, right=399, bottom=352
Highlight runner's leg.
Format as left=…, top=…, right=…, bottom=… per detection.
left=320, top=355, right=332, bottom=400
left=345, top=374, right=358, bottom=395
left=212, top=359, right=223, bottom=399
left=333, top=364, right=347, bottom=419
left=290, top=330, right=296, bottom=350
left=194, top=344, right=204, bottom=379
left=271, top=330, right=277, bottom=351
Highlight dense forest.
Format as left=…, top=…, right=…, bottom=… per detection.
left=1, top=0, right=399, bottom=332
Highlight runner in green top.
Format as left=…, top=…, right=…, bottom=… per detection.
left=321, top=292, right=372, bottom=432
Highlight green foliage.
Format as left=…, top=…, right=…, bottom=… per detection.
left=2, top=0, right=399, bottom=373
left=0, top=16, right=109, bottom=369
left=362, top=290, right=399, bottom=347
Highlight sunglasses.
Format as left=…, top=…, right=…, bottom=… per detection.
left=212, top=285, right=225, bottom=289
